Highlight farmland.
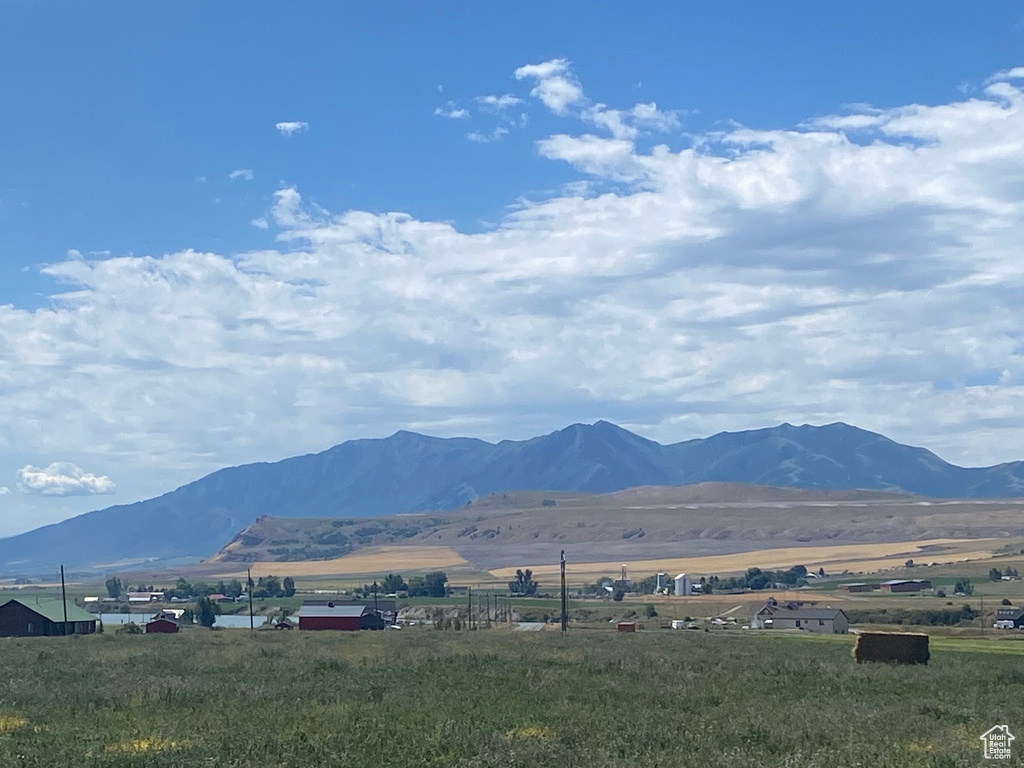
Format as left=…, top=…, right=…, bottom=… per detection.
left=1, top=629, right=1023, bottom=767
left=198, top=486, right=1024, bottom=585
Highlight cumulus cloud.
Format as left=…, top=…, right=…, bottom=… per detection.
left=16, top=463, right=116, bottom=496
left=515, top=58, right=584, bottom=115
left=275, top=121, right=308, bottom=136
left=2, top=65, right=1024, bottom=511
left=514, top=58, right=680, bottom=141
left=0, top=487, right=9, bottom=496
left=229, top=168, right=254, bottom=182
left=434, top=102, right=470, bottom=119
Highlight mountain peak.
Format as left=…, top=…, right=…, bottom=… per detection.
left=2, top=419, right=1023, bottom=574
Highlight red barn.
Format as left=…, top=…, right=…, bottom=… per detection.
left=297, top=603, right=385, bottom=631
left=616, top=622, right=636, bottom=633
left=145, top=617, right=180, bottom=633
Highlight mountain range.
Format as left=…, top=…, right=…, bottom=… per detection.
left=3, top=421, right=1024, bottom=574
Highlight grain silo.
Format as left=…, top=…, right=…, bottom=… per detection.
left=674, top=573, right=692, bottom=597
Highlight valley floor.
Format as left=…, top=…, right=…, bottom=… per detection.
left=0, top=628, right=1021, bottom=767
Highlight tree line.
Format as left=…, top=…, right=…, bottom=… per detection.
left=105, top=575, right=295, bottom=601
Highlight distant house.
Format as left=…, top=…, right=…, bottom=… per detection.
left=995, top=608, right=1024, bottom=628
left=0, top=598, right=97, bottom=637
left=207, top=594, right=234, bottom=603
left=297, top=603, right=386, bottom=631
left=128, top=592, right=163, bottom=604
left=838, top=583, right=877, bottom=593
left=754, top=600, right=848, bottom=634
left=145, top=617, right=180, bottom=634
left=878, top=579, right=932, bottom=593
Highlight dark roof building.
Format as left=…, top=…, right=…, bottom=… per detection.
left=995, top=608, right=1024, bottom=628
left=838, top=583, right=877, bottom=593
left=878, top=579, right=932, bottom=593
left=0, top=598, right=97, bottom=637
left=297, top=603, right=386, bottom=631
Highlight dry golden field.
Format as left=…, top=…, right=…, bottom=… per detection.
left=201, top=536, right=1004, bottom=585
left=487, top=537, right=999, bottom=582
left=214, top=545, right=469, bottom=579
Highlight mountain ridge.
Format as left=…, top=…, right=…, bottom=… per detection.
left=3, top=420, right=1024, bottom=574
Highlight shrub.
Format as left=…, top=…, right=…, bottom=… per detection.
left=846, top=606, right=975, bottom=626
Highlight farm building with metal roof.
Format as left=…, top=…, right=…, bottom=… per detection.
left=0, top=597, right=97, bottom=637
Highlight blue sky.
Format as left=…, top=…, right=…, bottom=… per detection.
left=1, top=2, right=1024, bottom=536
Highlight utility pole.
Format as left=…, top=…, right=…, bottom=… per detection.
left=247, top=568, right=254, bottom=631
left=560, top=550, right=568, bottom=632
left=60, top=564, right=68, bottom=635
left=467, top=586, right=472, bottom=630
left=373, top=581, right=379, bottom=617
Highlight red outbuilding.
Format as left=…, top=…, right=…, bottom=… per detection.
left=297, top=603, right=385, bottom=631
left=145, top=617, right=180, bottom=634
left=616, top=622, right=636, bottom=633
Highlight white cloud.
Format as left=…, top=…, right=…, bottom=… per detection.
left=515, top=58, right=584, bottom=115
left=467, top=127, right=509, bottom=144
left=477, top=94, right=523, bottom=111
left=229, top=168, right=254, bottom=182
left=251, top=217, right=269, bottom=230
left=3, top=66, right=1024, bottom=528
left=805, top=113, right=885, bottom=131
left=986, top=66, right=1024, bottom=83
left=275, top=121, right=309, bottom=136
left=16, top=463, right=115, bottom=496
left=514, top=58, right=680, bottom=142
left=630, top=102, right=681, bottom=131
left=0, top=487, right=9, bottom=496
left=434, top=102, right=470, bottom=120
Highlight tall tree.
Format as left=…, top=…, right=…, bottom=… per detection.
left=195, top=596, right=217, bottom=628
left=382, top=573, right=407, bottom=593
left=104, top=576, right=122, bottom=599
left=282, top=577, right=296, bottom=597
left=423, top=571, right=448, bottom=598
left=508, top=569, right=539, bottom=596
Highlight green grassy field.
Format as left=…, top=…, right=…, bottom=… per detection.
left=1, top=629, right=1022, bottom=767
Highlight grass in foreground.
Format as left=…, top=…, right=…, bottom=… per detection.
left=0, top=629, right=1022, bottom=767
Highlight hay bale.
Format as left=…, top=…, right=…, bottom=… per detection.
left=853, top=631, right=929, bottom=665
